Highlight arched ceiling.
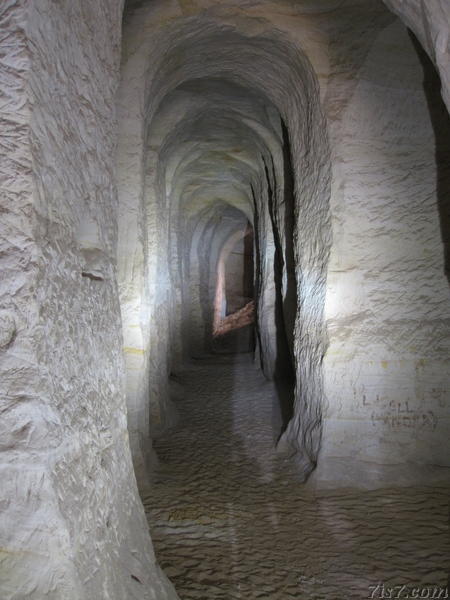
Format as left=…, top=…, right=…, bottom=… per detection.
left=148, top=77, right=285, bottom=224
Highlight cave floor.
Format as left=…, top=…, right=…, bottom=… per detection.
left=143, top=354, right=450, bottom=600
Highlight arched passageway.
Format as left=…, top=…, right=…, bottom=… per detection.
left=115, top=0, right=450, bottom=598
left=117, top=20, right=331, bottom=489
left=2, top=1, right=450, bottom=599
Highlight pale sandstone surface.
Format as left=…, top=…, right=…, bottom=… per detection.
left=0, top=1, right=176, bottom=599
left=318, top=11, right=450, bottom=484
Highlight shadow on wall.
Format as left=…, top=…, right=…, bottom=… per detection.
left=410, top=30, right=450, bottom=286
left=212, top=220, right=256, bottom=354
left=224, top=225, right=254, bottom=315
left=261, top=120, right=298, bottom=438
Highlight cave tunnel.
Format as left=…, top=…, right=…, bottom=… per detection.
left=1, top=1, right=450, bottom=599
left=114, top=3, right=450, bottom=597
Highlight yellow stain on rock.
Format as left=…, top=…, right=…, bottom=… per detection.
left=0, top=547, right=40, bottom=557
left=123, top=346, right=145, bottom=355
left=381, top=360, right=388, bottom=369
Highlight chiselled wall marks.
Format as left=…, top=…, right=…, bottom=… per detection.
left=0, top=1, right=178, bottom=598
left=1, top=0, right=450, bottom=598
left=320, top=17, right=450, bottom=485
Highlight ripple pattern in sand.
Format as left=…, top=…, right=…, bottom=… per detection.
left=143, top=356, right=450, bottom=600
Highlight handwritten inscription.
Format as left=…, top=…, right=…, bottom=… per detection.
left=371, top=401, right=437, bottom=431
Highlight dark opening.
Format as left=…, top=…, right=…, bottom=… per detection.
left=410, top=31, right=450, bottom=285
left=225, top=224, right=254, bottom=315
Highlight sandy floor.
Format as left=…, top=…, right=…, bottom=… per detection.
left=143, top=354, right=450, bottom=600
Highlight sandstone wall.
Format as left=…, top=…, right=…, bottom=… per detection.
left=318, top=15, right=450, bottom=487
left=2, top=2, right=449, bottom=597
left=0, top=1, right=177, bottom=598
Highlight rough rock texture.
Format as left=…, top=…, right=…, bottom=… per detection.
left=0, top=2, right=176, bottom=599
left=318, top=10, right=450, bottom=486
left=2, top=0, right=450, bottom=597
